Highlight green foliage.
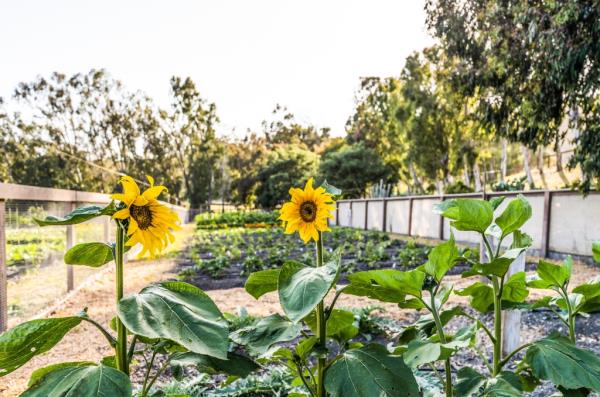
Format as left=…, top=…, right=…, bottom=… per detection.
left=64, top=242, right=114, bottom=267
left=244, top=268, right=280, bottom=299
left=318, top=143, right=393, bottom=198
left=22, top=363, right=132, bottom=397
left=324, top=344, right=420, bottom=397
left=525, top=335, right=600, bottom=392
left=0, top=317, right=82, bottom=376
left=195, top=210, right=280, bottom=229
left=278, top=256, right=340, bottom=322
left=169, top=351, right=259, bottom=378
left=34, top=203, right=116, bottom=226
left=255, top=145, right=319, bottom=208
left=492, top=177, right=528, bottom=192
left=444, top=181, right=474, bottom=194
left=230, top=314, right=302, bottom=355
left=436, top=199, right=493, bottom=233
left=117, top=281, right=229, bottom=359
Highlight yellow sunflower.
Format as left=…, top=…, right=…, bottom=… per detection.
left=111, top=175, right=181, bottom=257
left=279, top=178, right=336, bottom=243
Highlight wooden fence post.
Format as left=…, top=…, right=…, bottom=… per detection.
left=66, top=202, right=76, bottom=292
left=335, top=202, right=339, bottom=227
left=502, top=252, right=525, bottom=355
left=0, top=199, right=7, bottom=332
left=364, top=200, right=369, bottom=230
left=439, top=195, right=445, bottom=241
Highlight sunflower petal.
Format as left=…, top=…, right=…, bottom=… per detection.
left=113, top=208, right=130, bottom=220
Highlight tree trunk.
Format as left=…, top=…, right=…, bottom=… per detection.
left=501, top=139, right=508, bottom=182
left=537, top=147, right=545, bottom=176
left=555, top=135, right=563, bottom=172
left=409, top=162, right=424, bottom=194
left=473, top=162, right=482, bottom=192
left=521, top=145, right=534, bottom=188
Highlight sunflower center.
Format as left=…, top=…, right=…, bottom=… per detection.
left=130, top=205, right=153, bottom=230
left=299, top=201, right=318, bottom=223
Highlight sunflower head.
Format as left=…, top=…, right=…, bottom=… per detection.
left=279, top=178, right=336, bottom=243
left=111, top=175, right=181, bottom=258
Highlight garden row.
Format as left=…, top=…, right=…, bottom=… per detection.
left=178, top=227, right=432, bottom=290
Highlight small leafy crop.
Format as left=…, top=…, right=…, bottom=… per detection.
left=196, top=210, right=280, bottom=229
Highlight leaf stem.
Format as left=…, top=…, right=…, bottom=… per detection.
left=114, top=223, right=128, bottom=375
left=498, top=342, right=532, bottom=369
left=79, top=316, right=116, bottom=347
left=325, top=288, right=344, bottom=321
left=561, top=288, right=577, bottom=343
left=315, top=232, right=327, bottom=397
left=492, top=275, right=502, bottom=376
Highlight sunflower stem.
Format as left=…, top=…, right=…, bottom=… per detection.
left=115, top=223, right=129, bottom=375
left=315, top=232, right=327, bottom=397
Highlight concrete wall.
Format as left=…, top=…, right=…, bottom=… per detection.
left=549, top=193, right=600, bottom=255
left=336, top=191, right=600, bottom=258
left=387, top=200, right=410, bottom=234
left=367, top=201, right=384, bottom=231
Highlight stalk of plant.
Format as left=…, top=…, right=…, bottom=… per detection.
left=114, top=222, right=128, bottom=374
left=315, top=231, right=326, bottom=397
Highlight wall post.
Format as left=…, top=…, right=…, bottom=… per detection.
left=0, top=199, right=7, bottom=331
left=541, top=191, right=552, bottom=258
left=382, top=198, right=388, bottom=232
left=364, top=200, right=368, bottom=230
left=407, top=198, right=414, bottom=237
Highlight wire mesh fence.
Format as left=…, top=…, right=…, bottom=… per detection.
left=4, top=200, right=112, bottom=328
left=0, top=182, right=191, bottom=331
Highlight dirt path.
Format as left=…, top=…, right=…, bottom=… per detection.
left=2, top=229, right=598, bottom=396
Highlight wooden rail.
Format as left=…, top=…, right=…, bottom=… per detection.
left=0, top=183, right=189, bottom=332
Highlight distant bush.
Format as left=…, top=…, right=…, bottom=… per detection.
left=492, top=176, right=528, bottom=192
left=195, top=210, right=280, bottom=229
left=444, top=181, right=474, bottom=194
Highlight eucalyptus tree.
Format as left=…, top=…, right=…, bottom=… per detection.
left=426, top=0, right=600, bottom=191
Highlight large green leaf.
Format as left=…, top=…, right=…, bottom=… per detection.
left=525, top=335, right=600, bottom=391
left=304, top=309, right=357, bottom=342
left=170, top=351, right=259, bottom=377
left=0, top=317, right=81, bottom=376
left=230, top=314, right=302, bottom=355
left=455, top=282, right=495, bottom=312
left=324, top=344, right=420, bottom=397
left=502, top=272, right=529, bottom=303
left=245, top=268, right=280, bottom=299
left=436, top=199, right=493, bottom=233
left=22, top=362, right=131, bottom=397
left=403, top=340, right=442, bottom=368
left=35, top=202, right=116, bottom=226
left=278, top=256, right=340, bottom=323
left=535, top=257, right=572, bottom=289
left=117, top=281, right=228, bottom=359
left=424, top=235, right=460, bottom=282
left=344, top=269, right=425, bottom=303
left=495, top=195, right=532, bottom=239
left=455, top=367, right=486, bottom=396
left=64, top=243, right=114, bottom=267
left=592, top=242, right=600, bottom=263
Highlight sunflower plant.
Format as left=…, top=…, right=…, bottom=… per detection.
left=242, top=178, right=420, bottom=397
left=0, top=176, right=258, bottom=396
left=341, top=195, right=600, bottom=396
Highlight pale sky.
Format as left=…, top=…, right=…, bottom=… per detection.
left=0, top=1, right=434, bottom=137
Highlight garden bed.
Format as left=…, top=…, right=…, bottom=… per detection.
left=177, top=227, right=540, bottom=291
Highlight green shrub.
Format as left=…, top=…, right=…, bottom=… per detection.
left=195, top=210, right=280, bottom=229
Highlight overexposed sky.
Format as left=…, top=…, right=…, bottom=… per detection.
left=0, top=1, right=433, bottom=137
